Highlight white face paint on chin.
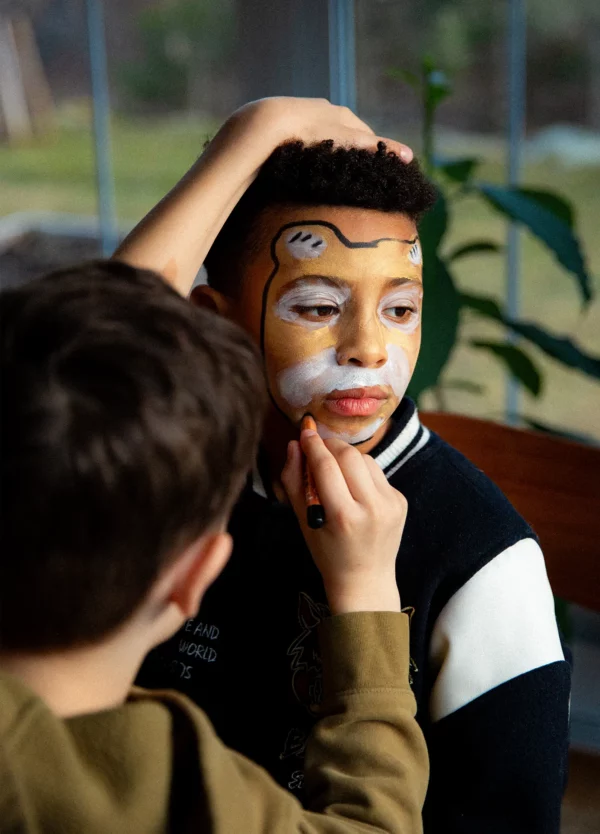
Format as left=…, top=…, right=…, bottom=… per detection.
left=316, top=416, right=386, bottom=445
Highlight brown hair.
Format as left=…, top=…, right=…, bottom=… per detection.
left=0, top=260, right=266, bottom=652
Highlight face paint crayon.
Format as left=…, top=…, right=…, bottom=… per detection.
left=301, top=413, right=326, bottom=530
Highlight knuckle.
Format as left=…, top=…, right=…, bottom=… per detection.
left=395, top=490, right=408, bottom=509
left=332, top=506, right=352, bottom=533
left=339, top=445, right=360, bottom=464
left=394, top=493, right=408, bottom=518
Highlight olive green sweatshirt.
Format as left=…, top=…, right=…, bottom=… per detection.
left=0, top=612, right=428, bottom=833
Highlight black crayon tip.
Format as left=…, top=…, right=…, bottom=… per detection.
left=307, top=504, right=326, bottom=530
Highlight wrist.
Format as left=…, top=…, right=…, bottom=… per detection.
left=325, top=576, right=401, bottom=615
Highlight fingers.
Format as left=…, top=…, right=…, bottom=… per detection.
left=282, top=429, right=408, bottom=538
left=333, top=128, right=413, bottom=162
left=300, top=99, right=414, bottom=162
left=338, top=107, right=375, bottom=135
left=321, top=438, right=380, bottom=506
left=362, top=455, right=408, bottom=515
left=376, top=137, right=414, bottom=162
left=300, top=431, right=354, bottom=517
left=334, top=104, right=413, bottom=161
left=363, top=452, right=394, bottom=492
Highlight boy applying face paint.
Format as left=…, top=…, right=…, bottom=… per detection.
left=116, top=98, right=571, bottom=834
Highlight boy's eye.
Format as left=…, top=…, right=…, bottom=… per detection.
left=293, top=305, right=340, bottom=322
left=384, top=305, right=415, bottom=322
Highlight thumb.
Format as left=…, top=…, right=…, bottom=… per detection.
left=281, top=440, right=305, bottom=522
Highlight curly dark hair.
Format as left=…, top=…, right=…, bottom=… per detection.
left=205, top=140, right=437, bottom=296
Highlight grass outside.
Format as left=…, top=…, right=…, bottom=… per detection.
left=1, top=112, right=599, bottom=440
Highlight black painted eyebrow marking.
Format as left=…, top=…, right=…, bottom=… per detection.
left=311, top=239, right=323, bottom=248
left=289, top=231, right=302, bottom=242
left=301, top=233, right=312, bottom=242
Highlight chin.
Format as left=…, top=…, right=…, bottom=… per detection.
left=309, top=401, right=397, bottom=446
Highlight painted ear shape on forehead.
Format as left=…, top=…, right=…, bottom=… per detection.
left=271, top=221, right=421, bottom=268
left=283, top=228, right=328, bottom=261
left=408, top=240, right=422, bottom=266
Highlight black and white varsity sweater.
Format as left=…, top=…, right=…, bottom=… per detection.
left=138, top=398, right=571, bottom=833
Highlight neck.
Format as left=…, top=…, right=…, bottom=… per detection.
left=0, top=624, right=149, bottom=718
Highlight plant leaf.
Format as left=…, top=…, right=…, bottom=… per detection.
left=460, top=292, right=600, bottom=379
left=460, top=292, right=504, bottom=320
left=435, top=156, right=479, bottom=184
left=508, top=321, right=600, bottom=379
left=408, top=191, right=459, bottom=398
left=518, top=188, right=575, bottom=228
left=443, top=379, right=486, bottom=395
left=419, top=186, right=448, bottom=250
left=475, top=183, right=593, bottom=305
left=409, top=255, right=460, bottom=399
left=471, top=340, right=543, bottom=397
left=448, top=241, right=502, bottom=262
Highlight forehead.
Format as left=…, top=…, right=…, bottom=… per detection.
left=256, top=206, right=421, bottom=285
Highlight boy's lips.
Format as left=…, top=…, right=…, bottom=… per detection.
left=323, top=386, right=388, bottom=417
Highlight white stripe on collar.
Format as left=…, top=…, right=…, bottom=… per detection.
left=373, top=410, right=421, bottom=471
left=385, top=427, right=430, bottom=479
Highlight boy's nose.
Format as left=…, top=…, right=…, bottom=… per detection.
left=336, top=322, right=388, bottom=368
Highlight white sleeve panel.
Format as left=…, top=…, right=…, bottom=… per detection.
left=429, top=537, right=565, bottom=723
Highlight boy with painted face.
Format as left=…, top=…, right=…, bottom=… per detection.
left=118, top=98, right=570, bottom=834
left=259, top=219, right=421, bottom=446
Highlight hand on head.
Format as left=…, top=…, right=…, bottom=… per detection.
left=230, top=96, right=414, bottom=162
left=282, top=429, right=406, bottom=615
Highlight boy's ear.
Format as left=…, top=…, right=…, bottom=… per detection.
left=169, top=532, right=232, bottom=620
left=148, top=532, right=232, bottom=647
left=190, top=285, right=232, bottom=317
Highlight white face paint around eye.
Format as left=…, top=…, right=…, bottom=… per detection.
left=378, top=285, right=422, bottom=334
left=408, top=241, right=422, bottom=265
left=285, top=229, right=328, bottom=260
left=277, top=344, right=411, bottom=410
left=274, top=281, right=350, bottom=330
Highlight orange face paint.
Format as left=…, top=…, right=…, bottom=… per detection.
left=301, top=414, right=326, bottom=529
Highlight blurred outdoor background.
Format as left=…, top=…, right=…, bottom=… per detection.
left=1, top=2, right=599, bottom=826
left=1, top=0, right=599, bottom=444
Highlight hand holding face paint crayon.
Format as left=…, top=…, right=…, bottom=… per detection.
left=301, top=415, right=326, bottom=530
left=282, top=428, right=407, bottom=615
